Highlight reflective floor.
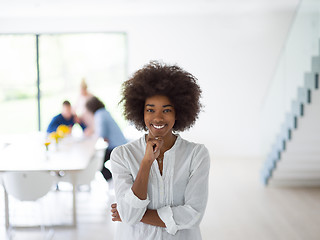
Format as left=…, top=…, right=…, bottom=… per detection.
left=1, top=157, right=320, bottom=240
left=0, top=174, right=116, bottom=240
left=201, top=156, right=320, bottom=240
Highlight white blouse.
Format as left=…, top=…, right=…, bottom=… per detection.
left=110, top=134, right=210, bottom=240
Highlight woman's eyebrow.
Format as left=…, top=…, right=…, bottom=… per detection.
left=145, top=104, right=173, bottom=107
left=163, top=104, right=173, bottom=108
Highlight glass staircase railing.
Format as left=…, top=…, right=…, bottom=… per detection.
left=261, top=0, right=320, bottom=185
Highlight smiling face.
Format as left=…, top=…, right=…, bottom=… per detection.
left=144, top=95, right=176, bottom=139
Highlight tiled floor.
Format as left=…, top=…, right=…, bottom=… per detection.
left=1, top=157, right=320, bottom=240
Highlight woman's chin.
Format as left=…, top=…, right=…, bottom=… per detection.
left=149, top=133, right=163, bottom=138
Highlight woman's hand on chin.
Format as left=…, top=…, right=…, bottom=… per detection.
left=144, top=136, right=163, bottom=164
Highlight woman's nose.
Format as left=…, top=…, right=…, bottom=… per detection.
left=153, top=112, right=164, bottom=122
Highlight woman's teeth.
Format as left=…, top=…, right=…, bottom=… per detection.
left=153, top=124, right=165, bottom=129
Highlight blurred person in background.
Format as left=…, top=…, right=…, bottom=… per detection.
left=74, top=78, right=94, bottom=135
left=85, top=96, right=127, bottom=181
left=47, top=100, right=86, bottom=133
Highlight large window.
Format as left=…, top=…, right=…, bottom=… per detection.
left=0, top=33, right=127, bottom=134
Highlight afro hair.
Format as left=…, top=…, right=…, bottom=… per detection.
left=120, top=61, right=202, bottom=132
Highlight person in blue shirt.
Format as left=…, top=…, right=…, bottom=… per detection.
left=85, top=96, right=127, bottom=181
left=47, top=100, right=86, bottom=133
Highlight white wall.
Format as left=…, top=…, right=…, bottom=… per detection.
left=0, top=0, right=299, bottom=158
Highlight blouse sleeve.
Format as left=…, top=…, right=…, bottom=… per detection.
left=157, top=144, right=210, bottom=235
left=110, top=147, right=150, bottom=225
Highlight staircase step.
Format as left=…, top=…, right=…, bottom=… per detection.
left=291, top=100, right=303, bottom=117
left=311, top=56, right=320, bottom=72
left=298, top=87, right=310, bottom=104
left=304, top=72, right=318, bottom=90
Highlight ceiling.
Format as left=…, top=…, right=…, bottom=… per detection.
left=0, top=0, right=300, bottom=18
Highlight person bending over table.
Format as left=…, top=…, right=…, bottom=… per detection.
left=85, top=96, right=127, bottom=181
left=110, top=61, right=210, bottom=240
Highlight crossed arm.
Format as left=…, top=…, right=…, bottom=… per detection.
left=111, top=203, right=165, bottom=227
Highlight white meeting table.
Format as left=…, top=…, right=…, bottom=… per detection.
left=0, top=132, right=98, bottom=229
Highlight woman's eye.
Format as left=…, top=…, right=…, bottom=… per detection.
left=146, top=109, right=154, bottom=112
left=163, top=109, right=171, bottom=113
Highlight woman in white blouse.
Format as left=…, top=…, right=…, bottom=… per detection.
left=110, top=61, right=210, bottom=240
